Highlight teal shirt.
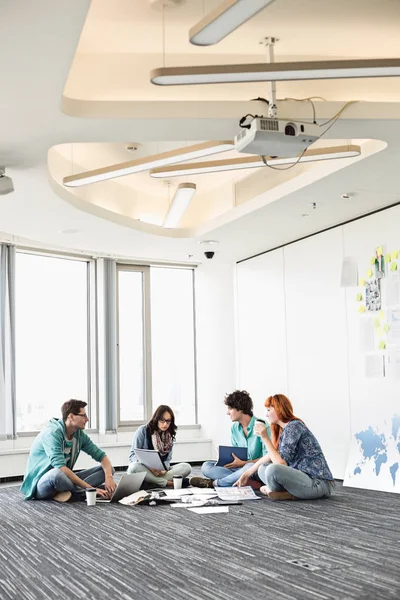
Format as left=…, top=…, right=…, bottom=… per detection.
left=230, top=415, right=270, bottom=460
left=20, top=418, right=106, bottom=500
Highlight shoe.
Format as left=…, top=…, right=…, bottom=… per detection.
left=248, top=479, right=262, bottom=491
left=182, top=477, right=191, bottom=488
left=267, top=491, right=296, bottom=501
left=53, top=491, right=72, bottom=503
left=189, top=476, right=214, bottom=489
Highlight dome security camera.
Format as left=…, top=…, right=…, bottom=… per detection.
left=204, top=251, right=215, bottom=260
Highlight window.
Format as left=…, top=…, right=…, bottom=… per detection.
left=150, top=267, right=196, bottom=424
left=117, top=267, right=147, bottom=423
left=15, top=253, right=90, bottom=432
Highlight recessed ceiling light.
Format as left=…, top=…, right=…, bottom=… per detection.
left=58, top=228, right=81, bottom=234
left=198, top=240, right=220, bottom=245
left=301, top=213, right=309, bottom=218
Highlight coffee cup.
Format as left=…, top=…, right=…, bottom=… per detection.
left=86, top=487, right=97, bottom=506
left=173, top=476, right=183, bottom=490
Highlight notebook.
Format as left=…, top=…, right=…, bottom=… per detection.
left=96, top=472, right=146, bottom=503
left=216, top=445, right=248, bottom=467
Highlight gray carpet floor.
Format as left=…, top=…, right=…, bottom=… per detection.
left=0, top=476, right=399, bottom=600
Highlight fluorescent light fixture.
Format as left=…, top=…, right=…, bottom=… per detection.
left=151, top=58, right=400, bottom=86
left=63, top=141, right=234, bottom=187
left=151, top=145, right=361, bottom=177
left=189, top=0, right=276, bottom=46
left=163, top=183, right=196, bottom=228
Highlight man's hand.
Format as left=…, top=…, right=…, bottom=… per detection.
left=224, top=453, right=246, bottom=469
left=105, top=475, right=117, bottom=496
left=96, top=488, right=110, bottom=499
left=233, top=472, right=250, bottom=487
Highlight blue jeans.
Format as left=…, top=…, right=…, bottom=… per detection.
left=35, top=465, right=107, bottom=500
left=258, top=463, right=334, bottom=500
left=202, top=460, right=259, bottom=487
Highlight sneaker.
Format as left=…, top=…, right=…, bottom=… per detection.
left=182, top=477, right=191, bottom=488
left=53, top=491, right=72, bottom=503
left=189, top=476, right=214, bottom=489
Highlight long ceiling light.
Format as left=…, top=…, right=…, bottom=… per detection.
left=189, top=0, right=276, bottom=46
left=151, top=145, right=361, bottom=178
left=151, top=58, right=400, bottom=86
left=63, top=141, right=234, bottom=187
left=163, top=183, right=196, bottom=228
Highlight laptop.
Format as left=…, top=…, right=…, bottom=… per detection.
left=96, top=472, right=146, bottom=503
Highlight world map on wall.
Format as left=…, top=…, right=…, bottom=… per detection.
left=352, top=415, right=400, bottom=487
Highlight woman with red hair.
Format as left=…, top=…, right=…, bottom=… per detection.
left=235, top=394, right=334, bottom=501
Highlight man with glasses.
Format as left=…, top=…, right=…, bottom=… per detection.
left=21, top=399, right=117, bottom=503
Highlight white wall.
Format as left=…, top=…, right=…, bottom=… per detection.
left=195, top=261, right=237, bottom=458
left=236, top=204, right=400, bottom=483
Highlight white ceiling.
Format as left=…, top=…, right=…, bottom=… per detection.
left=1, top=0, right=400, bottom=264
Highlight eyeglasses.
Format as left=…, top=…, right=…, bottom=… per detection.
left=159, top=418, right=172, bottom=424
left=73, top=413, right=88, bottom=419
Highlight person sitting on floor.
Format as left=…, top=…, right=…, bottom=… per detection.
left=190, top=389, right=270, bottom=489
left=21, top=399, right=116, bottom=503
left=127, top=405, right=191, bottom=488
left=234, top=393, right=334, bottom=501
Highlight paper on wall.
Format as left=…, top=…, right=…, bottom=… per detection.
left=360, top=318, right=374, bottom=353
left=385, top=351, right=400, bottom=380
left=365, top=354, right=385, bottom=378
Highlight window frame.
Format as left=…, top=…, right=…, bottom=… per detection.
left=14, top=249, right=96, bottom=434
left=116, top=264, right=152, bottom=428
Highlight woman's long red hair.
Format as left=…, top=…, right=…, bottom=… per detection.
left=265, top=394, right=303, bottom=448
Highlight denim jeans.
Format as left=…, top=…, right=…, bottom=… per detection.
left=126, top=461, right=191, bottom=487
left=258, top=463, right=334, bottom=499
left=35, top=465, right=107, bottom=500
left=202, top=460, right=259, bottom=487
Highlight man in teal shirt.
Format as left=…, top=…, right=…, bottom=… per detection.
left=191, top=390, right=270, bottom=488
left=21, top=399, right=116, bottom=502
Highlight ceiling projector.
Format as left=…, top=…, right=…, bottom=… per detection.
left=0, top=168, right=14, bottom=195
left=234, top=118, right=321, bottom=157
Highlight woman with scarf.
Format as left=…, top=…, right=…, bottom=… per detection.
left=127, top=405, right=191, bottom=487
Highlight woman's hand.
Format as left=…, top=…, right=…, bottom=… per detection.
left=233, top=472, right=250, bottom=487
left=149, top=468, right=166, bottom=477
left=254, top=422, right=268, bottom=438
left=224, top=453, right=246, bottom=469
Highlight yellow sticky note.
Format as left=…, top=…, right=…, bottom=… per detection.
left=377, top=327, right=383, bottom=337
left=385, top=254, right=391, bottom=263
left=370, top=257, right=376, bottom=265
left=384, top=323, right=390, bottom=334
left=359, top=278, right=365, bottom=286
left=367, top=269, right=373, bottom=278
left=374, top=318, right=380, bottom=328
left=376, top=246, right=383, bottom=257
left=390, top=262, right=398, bottom=271
left=391, top=250, right=399, bottom=260
left=358, top=305, right=366, bottom=313
left=356, top=293, right=362, bottom=301
left=379, top=340, right=386, bottom=350
left=380, top=311, right=385, bottom=319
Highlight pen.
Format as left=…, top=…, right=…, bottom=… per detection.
left=237, top=509, right=254, bottom=515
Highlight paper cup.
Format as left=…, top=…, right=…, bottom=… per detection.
left=173, top=476, right=183, bottom=490
left=86, top=488, right=97, bottom=506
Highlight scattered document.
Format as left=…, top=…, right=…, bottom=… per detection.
left=215, top=486, right=261, bottom=501
left=188, top=506, right=229, bottom=514
left=118, top=490, right=149, bottom=506
left=365, top=354, right=385, bottom=379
